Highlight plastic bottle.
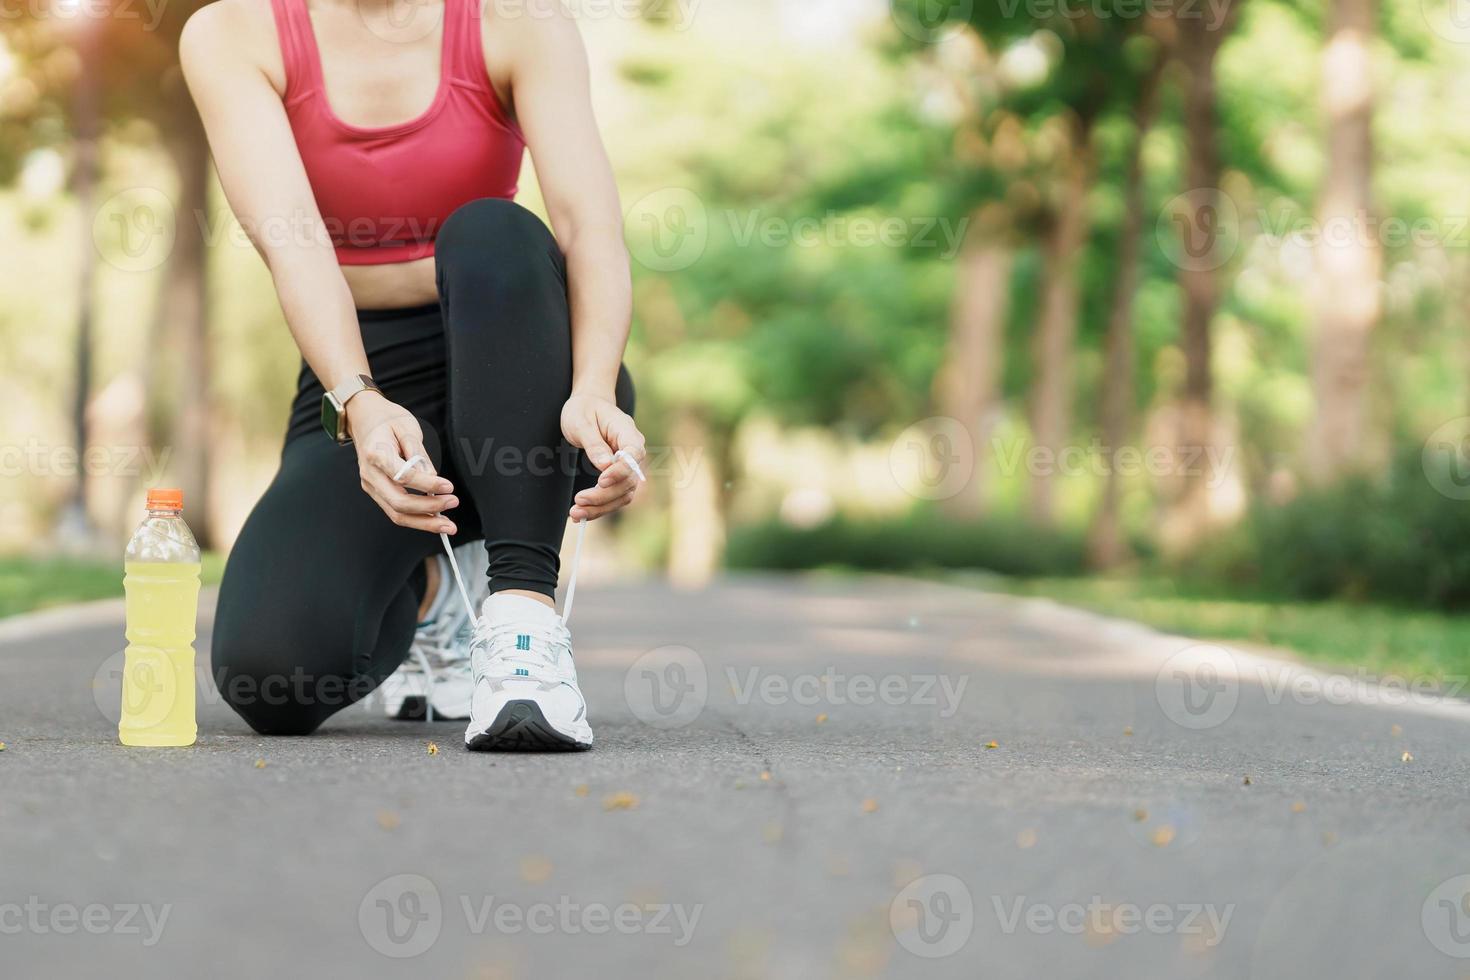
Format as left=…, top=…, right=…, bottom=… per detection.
left=120, top=488, right=201, bottom=747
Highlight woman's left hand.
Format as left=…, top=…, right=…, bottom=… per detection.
left=561, top=392, right=647, bottom=522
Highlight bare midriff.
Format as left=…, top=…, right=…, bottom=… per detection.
left=342, top=257, right=439, bottom=310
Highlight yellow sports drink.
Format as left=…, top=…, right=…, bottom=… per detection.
left=120, top=488, right=201, bottom=747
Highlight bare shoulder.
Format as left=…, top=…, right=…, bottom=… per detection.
left=181, top=0, right=286, bottom=94
left=483, top=0, right=588, bottom=79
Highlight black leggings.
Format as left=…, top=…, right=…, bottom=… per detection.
left=211, top=199, right=633, bottom=736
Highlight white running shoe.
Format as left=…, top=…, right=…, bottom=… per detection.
left=464, top=593, right=593, bottom=751
left=380, top=544, right=487, bottom=722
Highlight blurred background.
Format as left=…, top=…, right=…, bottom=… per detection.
left=3, top=0, right=1469, bottom=672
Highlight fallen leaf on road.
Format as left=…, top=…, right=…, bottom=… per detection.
left=1133, top=808, right=1148, bottom=822
left=1122, top=727, right=1133, bottom=737
left=1151, top=825, right=1175, bottom=847
left=520, top=855, right=553, bottom=883
left=0, top=742, right=6, bottom=751
left=759, top=771, right=771, bottom=782
left=376, top=810, right=400, bottom=831
left=984, top=741, right=999, bottom=749
left=1017, top=828, right=1038, bottom=849
left=574, top=784, right=589, bottom=797
left=1291, top=801, right=1307, bottom=813
left=1402, top=751, right=1414, bottom=763
left=1322, top=831, right=1338, bottom=846
left=862, top=798, right=879, bottom=814
left=763, top=823, right=783, bottom=843
left=1391, top=724, right=1403, bottom=737
left=254, top=759, right=267, bottom=769
left=603, top=792, right=639, bottom=811
left=1242, top=776, right=1251, bottom=786
left=816, top=714, right=828, bottom=725
left=427, top=742, right=439, bottom=756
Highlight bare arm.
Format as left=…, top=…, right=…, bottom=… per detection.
left=503, top=6, right=646, bottom=519
left=180, top=1, right=457, bottom=531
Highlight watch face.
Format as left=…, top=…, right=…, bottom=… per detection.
left=321, top=392, right=344, bottom=442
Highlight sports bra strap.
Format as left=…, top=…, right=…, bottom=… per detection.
left=443, top=0, right=493, bottom=92
left=269, top=0, right=324, bottom=102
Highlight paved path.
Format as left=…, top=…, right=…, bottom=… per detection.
left=3, top=574, right=1469, bottom=979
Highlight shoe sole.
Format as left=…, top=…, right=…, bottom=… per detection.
left=388, top=695, right=470, bottom=723
left=465, top=700, right=591, bottom=752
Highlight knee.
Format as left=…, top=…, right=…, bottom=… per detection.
left=211, top=600, right=349, bottom=737
left=436, top=198, right=560, bottom=282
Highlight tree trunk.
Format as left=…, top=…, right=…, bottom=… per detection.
left=159, top=87, right=215, bottom=546
left=57, top=26, right=102, bottom=550
left=667, top=409, right=723, bottom=589
left=1307, top=0, right=1380, bottom=480
left=934, top=210, right=1013, bottom=519
left=1161, top=5, right=1236, bottom=556
left=1028, top=126, right=1093, bottom=528
left=1090, top=58, right=1165, bottom=569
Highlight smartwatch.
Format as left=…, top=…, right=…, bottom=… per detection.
left=321, top=374, right=383, bottom=445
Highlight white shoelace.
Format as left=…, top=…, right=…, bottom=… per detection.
left=395, top=447, right=644, bottom=629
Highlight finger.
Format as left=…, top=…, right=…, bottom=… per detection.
left=576, top=476, right=639, bottom=507
left=606, top=415, right=646, bottom=461
left=573, top=423, right=616, bottom=471
left=595, top=458, right=632, bottom=487
left=362, top=469, right=460, bottom=525
left=570, top=490, right=636, bottom=522
left=390, top=432, right=453, bottom=495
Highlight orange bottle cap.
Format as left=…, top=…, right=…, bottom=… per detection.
left=146, top=488, right=184, bottom=511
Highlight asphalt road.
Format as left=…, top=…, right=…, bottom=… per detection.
left=3, top=573, right=1470, bottom=979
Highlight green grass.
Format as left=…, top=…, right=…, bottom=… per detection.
left=965, top=573, right=1470, bottom=684
left=0, top=555, right=226, bottom=620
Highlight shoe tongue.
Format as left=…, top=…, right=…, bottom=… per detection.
left=482, top=593, right=561, bottom=629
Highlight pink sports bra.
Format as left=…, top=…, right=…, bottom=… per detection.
left=268, top=0, right=525, bottom=265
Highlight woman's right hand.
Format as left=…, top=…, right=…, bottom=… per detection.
left=346, top=391, right=459, bottom=534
